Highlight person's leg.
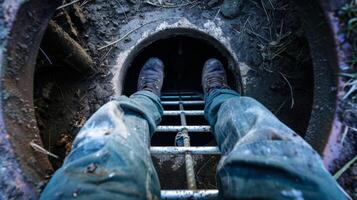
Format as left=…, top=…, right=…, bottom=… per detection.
left=40, top=58, right=165, bottom=200
left=202, top=59, right=347, bottom=200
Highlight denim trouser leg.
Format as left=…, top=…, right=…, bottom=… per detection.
left=40, top=91, right=163, bottom=200
left=205, top=89, right=346, bottom=200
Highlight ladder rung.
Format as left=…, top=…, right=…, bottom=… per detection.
left=150, top=146, right=221, bottom=155
left=161, top=190, right=219, bottom=199
left=161, top=100, right=205, bottom=105
left=161, top=95, right=202, bottom=99
left=163, top=110, right=204, bottom=116
left=162, top=91, right=198, bottom=95
left=156, top=126, right=211, bottom=132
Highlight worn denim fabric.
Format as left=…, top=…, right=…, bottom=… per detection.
left=40, top=91, right=163, bottom=200
left=205, top=89, right=347, bottom=200
left=41, top=89, right=347, bottom=200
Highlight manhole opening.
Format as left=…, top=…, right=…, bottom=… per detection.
left=123, top=34, right=239, bottom=95
left=122, top=34, right=238, bottom=148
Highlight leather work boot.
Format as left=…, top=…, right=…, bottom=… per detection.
left=202, top=58, right=230, bottom=97
left=137, top=57, right=165, bottom=96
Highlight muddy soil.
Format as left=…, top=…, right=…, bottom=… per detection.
left=332, top=2, right=357, bottom=198
left=34, top=0, right=322, bottom=191
left=335, top=99, right=357, bottom=199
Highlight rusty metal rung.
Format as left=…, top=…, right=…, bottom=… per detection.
left=163, top=110, right=204, bottom=116
left=156, top=125, right=211, bottom=132
left=161, top=95, right=202, bottom=99
left=150, top=146, right=221, bottom=155
left=162, top=91, right=199, bottom=95
left=157, top=91, right=215, bottom=193
left=161, top=190, right=219, bottom=199
left=161, top=100, right=205, bottom=105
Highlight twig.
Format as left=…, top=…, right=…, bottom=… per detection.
left=341, top=126, right=349, bottom=143
left=341, top=125, right=357, bottom=143
left=39, top=47, right=53, bottom=65
left=100, top=46, right=114, bottom=64
left=343, top=84, right=357, bottom=99
left=80, top=0, right=93, bottom=7
left=242, top=16, right=250, bottom=30
left=98, top=24, right=147, bottom=50
left=279, top=19, right=284, bottom=37
left=117, top=0, right=129, bottom=23
left=267, top=0, right=275, bottom=10
left=196, top=156, right=214, bottom=176
left=334, top=154, right=357, bottom=179
left=213, top=8, right=221, bottom=21
left=30, top=141, right=59, bottom=159
left=189, top=1, right=200, bottom=8
left=246, top=29, right=269, bottom=43
left=233, top=17, right=249, bottom=35
left=57, top=0, right=80, bottom=10
left=269, top=36, right=294, bottom=60
left=246, top=20, right=269, bottom=43
left=274, top=98, right=288, bottom=115
left=261, top=0, right=270, bottom=22
left=145, top=0, right=196, bottom=8
left=279, top=72, right=294, bottom=109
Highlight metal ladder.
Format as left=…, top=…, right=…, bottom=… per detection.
left=149, top=91, right=220, bottom=199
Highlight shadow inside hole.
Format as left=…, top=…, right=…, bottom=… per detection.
left=34, top=66, right=89, bottom=168
left=123, top=36, right=236, bottom=95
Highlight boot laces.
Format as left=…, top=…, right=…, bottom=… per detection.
left=140, top=77, right=159, bottom=89
left=206, top=75, right=226, bottom=88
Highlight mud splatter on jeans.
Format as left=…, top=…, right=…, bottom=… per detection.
left=41, top=89, right=346, bottom=200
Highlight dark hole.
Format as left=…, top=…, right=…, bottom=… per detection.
left=123, top=36, right=235, bottom=95
left=152, top=154, right=219, bottom=189
left=123, top=35, right=235, bottom=148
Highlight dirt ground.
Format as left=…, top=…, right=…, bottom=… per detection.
left=33, top=0, right=355, bottom=196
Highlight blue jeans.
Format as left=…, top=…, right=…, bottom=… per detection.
left=40, top=89, right=346, bottom=200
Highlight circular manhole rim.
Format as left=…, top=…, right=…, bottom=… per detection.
left=114, top=27, right=243, bottom=95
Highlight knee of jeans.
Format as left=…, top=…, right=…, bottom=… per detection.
left=217, top=97, right=261, bottom=124
left=239, top=97, right=268, bottom=110
left=96, top=101, right=121, bottom=113
left=238, top=128, right=290, bottom=144
left=221, top=96, right=263, bottom=111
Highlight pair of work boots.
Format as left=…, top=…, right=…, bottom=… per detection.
left=137, top=57, right=230, bottom=96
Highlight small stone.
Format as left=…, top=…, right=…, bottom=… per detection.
left=221, top=0, right=243, bottom=19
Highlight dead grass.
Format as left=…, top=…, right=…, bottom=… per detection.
left=243, top=1, right=296, bottom=108
left=335, top=1, right=357, bottom=193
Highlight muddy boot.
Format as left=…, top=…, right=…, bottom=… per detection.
left=202, top=58, right=230, bottom=97
left=137, top=57, right=165, bottom=96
